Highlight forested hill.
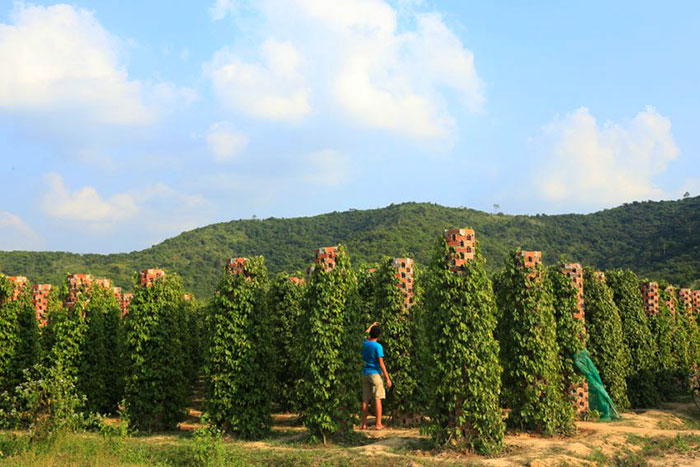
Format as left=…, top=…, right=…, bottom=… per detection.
left=1, top=197, right=699, bottom=298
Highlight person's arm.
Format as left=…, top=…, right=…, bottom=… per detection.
left=378, top=357, right=392, bottom=388
left=365, top=321, right=379, bottom=334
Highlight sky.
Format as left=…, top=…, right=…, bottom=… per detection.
left=0, top=0, right=698, bottom=253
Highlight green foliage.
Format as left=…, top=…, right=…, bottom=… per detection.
left=422, top=237, right=504, bottom=453
left=370, top=258, right=420, bottom=423
left=268, top=273, right=304, bottom=411
left=3, top=198, right=700, bottom=298
left=182, top=297, right=204, bottom=385
left=0, top=362, right=87, bottom=441
left=78, top=284, right=124, bottom=414
left=650, top=286, right=678, bottom=397
left=676, top=295, right=700, bottom=373
left=0, top=276, right=40, bottom=394
left=494, top=252, right=574, bottom=435
left=42, top=286, right=86, bottom=380
left=547, top=265, right=586, bottom=401
left=123, top=273, right=190, bottom=431
left=583, top=269, right=630, bottom=409
left=205, top=257, right=272, bottom=439
left=605, top=269, right=660, bottom=408
left=298, top=245, right=361, bottom=443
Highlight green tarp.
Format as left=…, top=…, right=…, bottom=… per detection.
left=574, top=350, right=621, bottom=421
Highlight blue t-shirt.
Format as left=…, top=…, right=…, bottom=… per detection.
left=362, top=340, right=384, bottom=376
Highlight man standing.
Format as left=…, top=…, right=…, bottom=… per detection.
left=360, top=322, right=392, bottom=430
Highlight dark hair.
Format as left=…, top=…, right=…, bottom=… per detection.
left=369, top=325, right=381, bottom=339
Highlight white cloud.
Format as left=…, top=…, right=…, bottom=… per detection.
left=206, top=0, right=482, bottom=139
left=41, top=173, right=139, bottom=222
left=304, top=149, right=350, bottom=186
left=0, top=211, right=44, bottom=251
left=39, top=173, right=212, bottom=240
left=535, top=106, right=679, bottom=209
left=206, top=121, right=249, bottom=161
left=0, top=3, right=156, bottom=125
left=210, top=0, right=238, bottom=21
left=207, top=39, right=311, bottom=122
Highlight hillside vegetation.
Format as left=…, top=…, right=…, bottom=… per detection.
left=0, top=198, right=699, bottom=297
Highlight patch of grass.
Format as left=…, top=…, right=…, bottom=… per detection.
left=613, top=434, right=700, bottom=466
left=585, top=447, right=608, bottom=466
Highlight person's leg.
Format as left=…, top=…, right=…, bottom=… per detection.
left=360, top=400, right=369, bottom=429
left=375, top=397, right=383, bottom=428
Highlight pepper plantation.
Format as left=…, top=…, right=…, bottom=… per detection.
left=1, top=227, right=700, bottom=459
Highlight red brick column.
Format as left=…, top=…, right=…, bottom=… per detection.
left=313, top=246, right=339, bottom=273
left=561, top=263, right=589, bottom=414
left=665, top=286, right=677, bottom=316
left=680, top=289, right=693, bottom=314
left=443, top=228, right=475, bottom=272
left=640, top=282, right=660, bottom=316
left=7, top=276, right=28, bottom=301
left=33, top=283, right=51, bottom=327
left=66, top=273, right=93, bottom=308
left=139, top=269, right=165, bottom=287
left=392, top=258, right=415, bottom=308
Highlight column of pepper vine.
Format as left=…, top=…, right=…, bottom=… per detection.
left=78, top=284, right=124, bottom=414
left=206, top=257, right=273, bottom=439
left=494, top=252, right=574, bottom=435
left=0, top=275, right=40, bottom=393
left=651, top=284, right=679, bottom=398
left=548, top=264, right=587, bottom=412
left=676, top=293, right=700, bottom=376
left=582, top=269, right=630, bottom=410
left=422, top=237, right=505, bottom=453
left=298, top=245, right=361, bottom=443
left=268, top=273, right=304, bottom=411
left=371, top=258, right=420, bottom=425
left=605, top=269, right=659, bottom=408
left=123, top=273, right=189, bottom=431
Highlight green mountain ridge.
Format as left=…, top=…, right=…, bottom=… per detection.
left=1, top=199, right=699, bottom=298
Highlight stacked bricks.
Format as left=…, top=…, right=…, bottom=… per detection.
left=367, top=268, right=377, bottom=274
left=95, top=278, right=112, bottom=289
left=519, top=250, right=542, bottom=269
left=7, top=276, right=28, bottom=301
left=693, top=291, right=700, bottom=314
left=640, top=282, right=660, bottom=316
left=66, top=273, right=93, bottom=309
left=665, top=286, right=677, bottom=316
left=680, top=289, right=693, bottom=314
left=289, top=276, right=304, bottom=286
left=561, top=263, right=589, bottom=414
left=112, top=287, right=123, bottom=302
left=139, top=269, right=165, bottom=287
left=121, top=293, right=133, bottom=316
left=314, top=246, right=339, bottom=273
left=33, top=284, right=51, bottom=327
left=444, top=228, right=475, bottom=272
left=226, top=258, right=247, bottom=276
left=392, top=258, right=415, bottom=308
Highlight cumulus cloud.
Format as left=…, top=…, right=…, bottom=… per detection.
left=207, top=39, right=311, bottom=122
left=0, top=3, right=195, bottom=129
left=206, top=121, right=249, bottom=161
left=0, top=211, right=44, bottom=251
left=535, top=106, right=679, bottom=209
left=206, top=0, right=482, bottom=139
left=304, top=149, right=350, bottom=186
left=210, top=0, right=238, bottom=20
left=39, top=174, right=210, bottom=239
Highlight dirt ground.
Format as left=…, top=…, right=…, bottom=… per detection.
left=178, top=401, right=700, bottom=466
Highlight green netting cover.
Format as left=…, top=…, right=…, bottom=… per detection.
left=573, top=350, right=621, bottom=421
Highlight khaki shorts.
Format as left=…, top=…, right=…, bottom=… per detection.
left=362, top=374, right=386, bottom=401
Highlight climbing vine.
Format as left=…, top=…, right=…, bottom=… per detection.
left=298, top=245, right=361, bottom=443
left=650, top=283, right=678, bottom=398
left=123, top=272, right=190, bottom=431
left=494, top=252, right=574, bottom=435
left=421, top=237, right=504, bottom=452
left=206, top=257, right=273, bottom=439
left=605, top=269, right=659, bottom=408
left=583, top=269, right=630, bottom=410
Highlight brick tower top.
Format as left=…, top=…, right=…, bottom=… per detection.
left=95, top=278, right=112, bottom=289
left=314, top=246, right=339, bottom=272
left=289, top=276, right=305, bottom=286
left=680, top=289, right=693, bottom=314
left=139, top=269, right=165, bottom=287
left=517, top=250, right=542, bottom=269
left=640, top=282, right=660, bottom=316
left=226, top=258, right=248, bottom=276
left=7, top=276, right=28, bottom=300
left=664, top=285, right=677, bottom=315
left=66, top=273, right=93, bottom=308
left=562, top=263, right=585, bottom=322
left=443, top=228, right=475, bottom=272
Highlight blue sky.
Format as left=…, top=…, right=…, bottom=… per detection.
left=0, top=0, right=698, bottom=253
